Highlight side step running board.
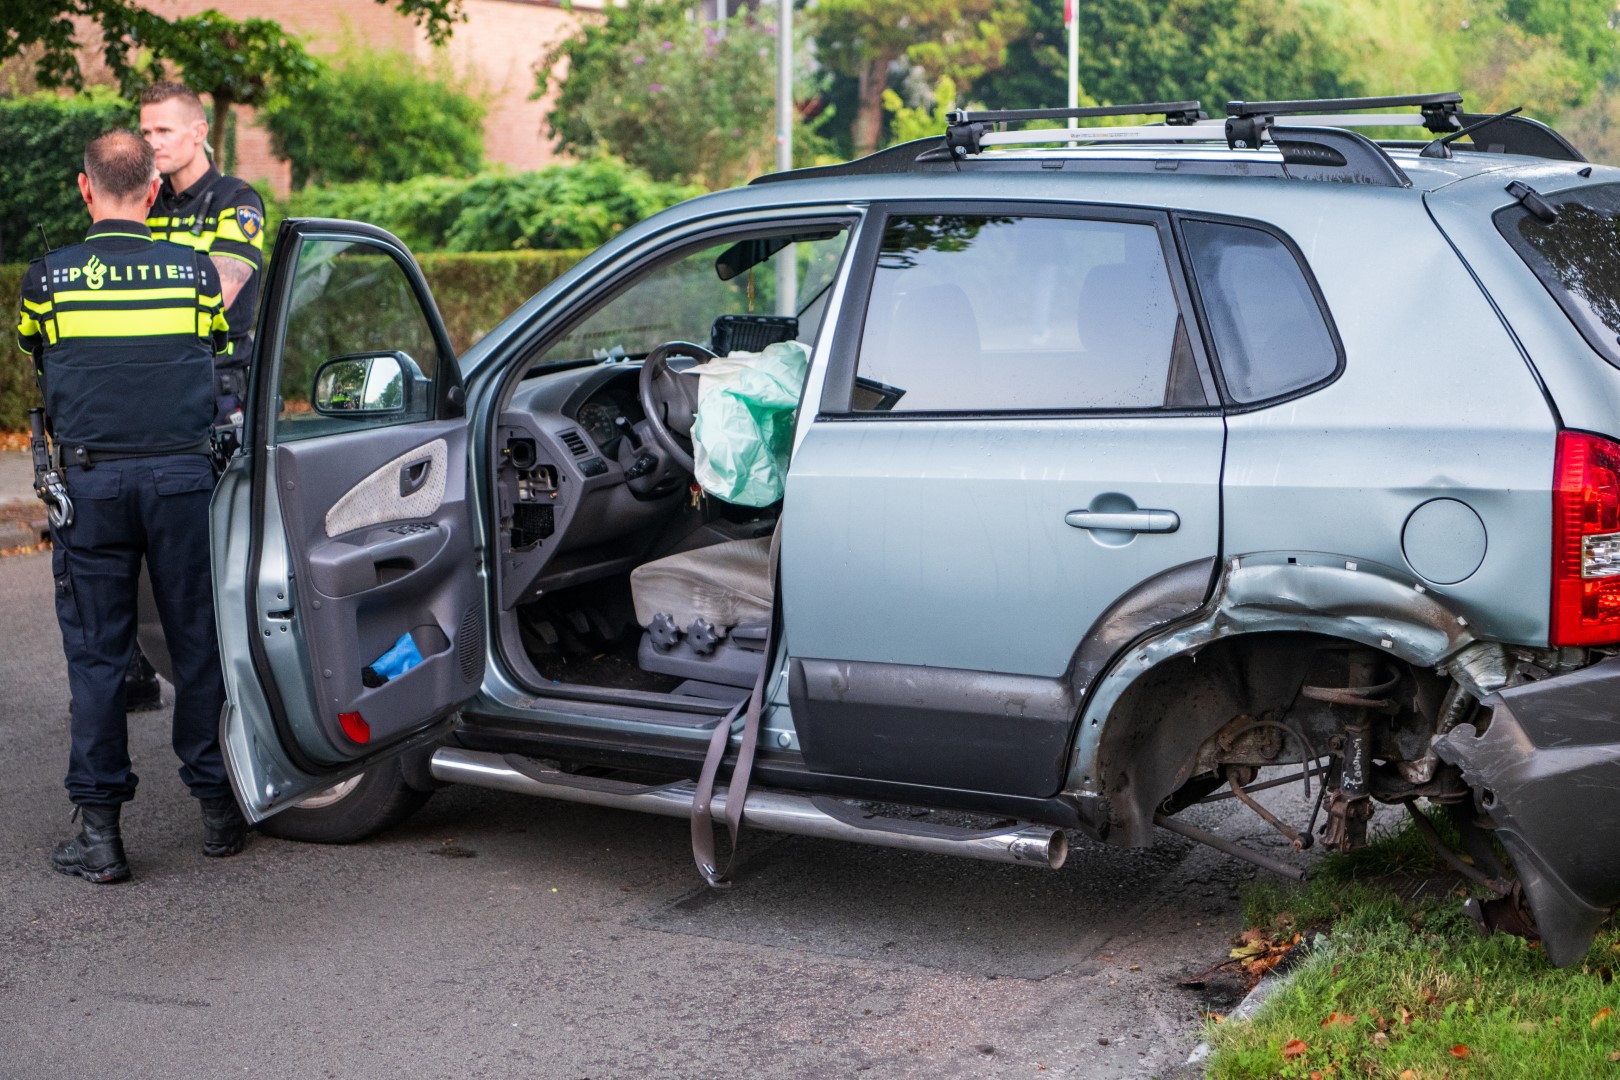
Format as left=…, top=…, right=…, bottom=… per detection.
left=430, top=747, right=1068, bottom=869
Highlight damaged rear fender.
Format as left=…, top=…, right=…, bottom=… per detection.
left=1071, top=552, right=1477, bottom=846
left=1434, top=655, right=1620, bottom=966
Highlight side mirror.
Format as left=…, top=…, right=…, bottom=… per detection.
left=312, top=352, right=425, bottom=417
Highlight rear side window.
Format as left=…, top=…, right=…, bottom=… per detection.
left=852, top=213, right=1202, bottom=412
left=1181, top=220, right=1339, bottom=404
left=1496, top=182, right=1620, bottom=369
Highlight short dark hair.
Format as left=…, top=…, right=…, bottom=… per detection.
left=139, top=81, right=207, bottom=124
left=83, top=130, right=156, bottom=200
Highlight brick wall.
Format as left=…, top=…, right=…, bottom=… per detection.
left=132, top=0, right=600, bottom=196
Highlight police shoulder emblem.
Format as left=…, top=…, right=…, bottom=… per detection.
left=237, top=206, right=263, bottom=240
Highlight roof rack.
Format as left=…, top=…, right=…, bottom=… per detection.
left=1223, top=92, right=1582, bottom=161
left=943, top=101, right=1207, bottom=157
left=750, top=90, right=1586, bottom=187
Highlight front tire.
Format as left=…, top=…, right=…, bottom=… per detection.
left=257, top=757, right=431, bottom=844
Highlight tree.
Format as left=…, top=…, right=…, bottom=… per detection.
left=261, top=45, right=485, bottom=188
left=814, top=0, right=1027, bottom=156
left=148, top=12, right=318, bottom=165
left=882, top=76, right=961, bottom=144
left=541, top=5, right=813, bottom=188
left=538, top=0, right=690, bottom=156
left=1, top=0, right=465, bottom=95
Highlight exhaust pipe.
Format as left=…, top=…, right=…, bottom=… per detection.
left=431, top=747, right=1067, bottom=869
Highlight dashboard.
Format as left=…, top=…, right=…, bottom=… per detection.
left=493, top=363, right=681, bottom=609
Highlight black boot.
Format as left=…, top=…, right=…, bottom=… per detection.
left=199, top=796, right=249, bottom=858
left=52, top=804, right=131, bottom=883
left=124, top=649, right=162, bottom=712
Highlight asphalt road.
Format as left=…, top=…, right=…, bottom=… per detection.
left=0, top=548, right=1326, bottom=1079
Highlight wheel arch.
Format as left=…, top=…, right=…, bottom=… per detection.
left=1068, top=552, right=1479, bottom=846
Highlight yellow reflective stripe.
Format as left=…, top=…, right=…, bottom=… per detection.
left=22, top=297, right=51, bottom=314
left=56, top=307, right=200, bottom=338
left=17, top=312, right=40, bottom=336
left=45, top=320, right=58, bottom=345
left=197, top=292, right=222, bottom=307
left=158, top=231, right=209, bottom=250
left=53, top=287, right=198, bottom=304
left=212, top=311, right=229, bottom=334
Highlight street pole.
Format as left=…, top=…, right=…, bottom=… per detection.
left=775, top=0, right=797, bottom=317
left=1066, top=0, right=1079, bottom=110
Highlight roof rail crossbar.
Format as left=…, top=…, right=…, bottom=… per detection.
left=1228, top=92, right=1464, bottom=133
left=945, top=101, right=1206, bottom=157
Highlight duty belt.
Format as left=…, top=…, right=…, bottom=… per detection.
left=56, top=440, right=213, bottom=469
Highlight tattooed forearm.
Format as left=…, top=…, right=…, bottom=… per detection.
left=213, top=256, right=255, bottom=310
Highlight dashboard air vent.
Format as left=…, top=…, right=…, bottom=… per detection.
left=559, top=429, right=590, bottom=457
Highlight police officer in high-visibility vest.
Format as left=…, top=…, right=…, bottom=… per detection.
left=16, top=130, right=249, bottom=883
left=139, top=81, right=266, bottom=422
left=125, top=81, right=267, bottom=713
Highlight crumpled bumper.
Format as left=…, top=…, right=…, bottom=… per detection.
left=1434, top=654, right=1620, bottom=966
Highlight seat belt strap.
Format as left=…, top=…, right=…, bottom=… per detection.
left=689, top=540, right=779, bottom=887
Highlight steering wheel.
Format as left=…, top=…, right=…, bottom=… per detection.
left=638, top=340, right=717, bottom=476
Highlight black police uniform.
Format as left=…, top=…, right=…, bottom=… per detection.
left=16, top=219, right=232, bottom=819
left=148, top=165, right=265, bottom=422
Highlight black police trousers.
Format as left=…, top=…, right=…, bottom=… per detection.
left=50, top=454, right=230, bottom=806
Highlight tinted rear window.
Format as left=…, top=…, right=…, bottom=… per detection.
left=1181, top=220, right=1340, bottom=404
left=852, top=213, right=1201, bottom=412
left=1496, top=182, right=1620, bottom=368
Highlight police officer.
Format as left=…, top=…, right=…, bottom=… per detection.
left=138, top=81, right=266, bottom=421
left=124, top=82, right=267, bottom=712
left=17, top=130, right=249, bottom=883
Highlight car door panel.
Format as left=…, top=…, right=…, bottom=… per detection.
left=783, top=418, right=1224, bottom=796
left=216, top=219, right=480, bottom=818
left=274, top=421, right=483, bottom=758
left=781, top=204, right=1225, bottom=799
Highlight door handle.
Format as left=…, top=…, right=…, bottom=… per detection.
left=399, top=459, right=431, bottom=497
left=1064, top=509, right=1180, bottom=533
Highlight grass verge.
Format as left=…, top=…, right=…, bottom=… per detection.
left=1206, top=816, right=1619, bottom=1079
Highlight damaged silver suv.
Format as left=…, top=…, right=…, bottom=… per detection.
left=189, top=91, right=1620, bottom=965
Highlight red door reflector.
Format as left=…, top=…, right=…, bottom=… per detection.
left=338, top=711, right=371, bottom=744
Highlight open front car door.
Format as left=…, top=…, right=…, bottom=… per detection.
left=213, top=219, right=483, bottom=821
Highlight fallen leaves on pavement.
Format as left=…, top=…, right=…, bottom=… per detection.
left=1229, top=928, right=1303, bottom=980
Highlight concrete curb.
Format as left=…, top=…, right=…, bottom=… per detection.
left=1184, top=933, right=1330, bottom=1072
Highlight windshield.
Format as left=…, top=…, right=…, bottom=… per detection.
left=533, top=229, right=850, bottom=366
left=1496, top=181, right=1620, bottom=369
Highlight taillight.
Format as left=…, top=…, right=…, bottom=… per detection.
left=1551, top=430, right=1620, bottom=645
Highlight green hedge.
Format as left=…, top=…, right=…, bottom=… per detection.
left=273, top=160, right=702, bottom=253
left=0, top=249, right=584, bottom=430
left=419, top=249, right=586, bottom=351
left=0, top=91, right=135, bottom=266
left=0, top=263, right=31, bottom=431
